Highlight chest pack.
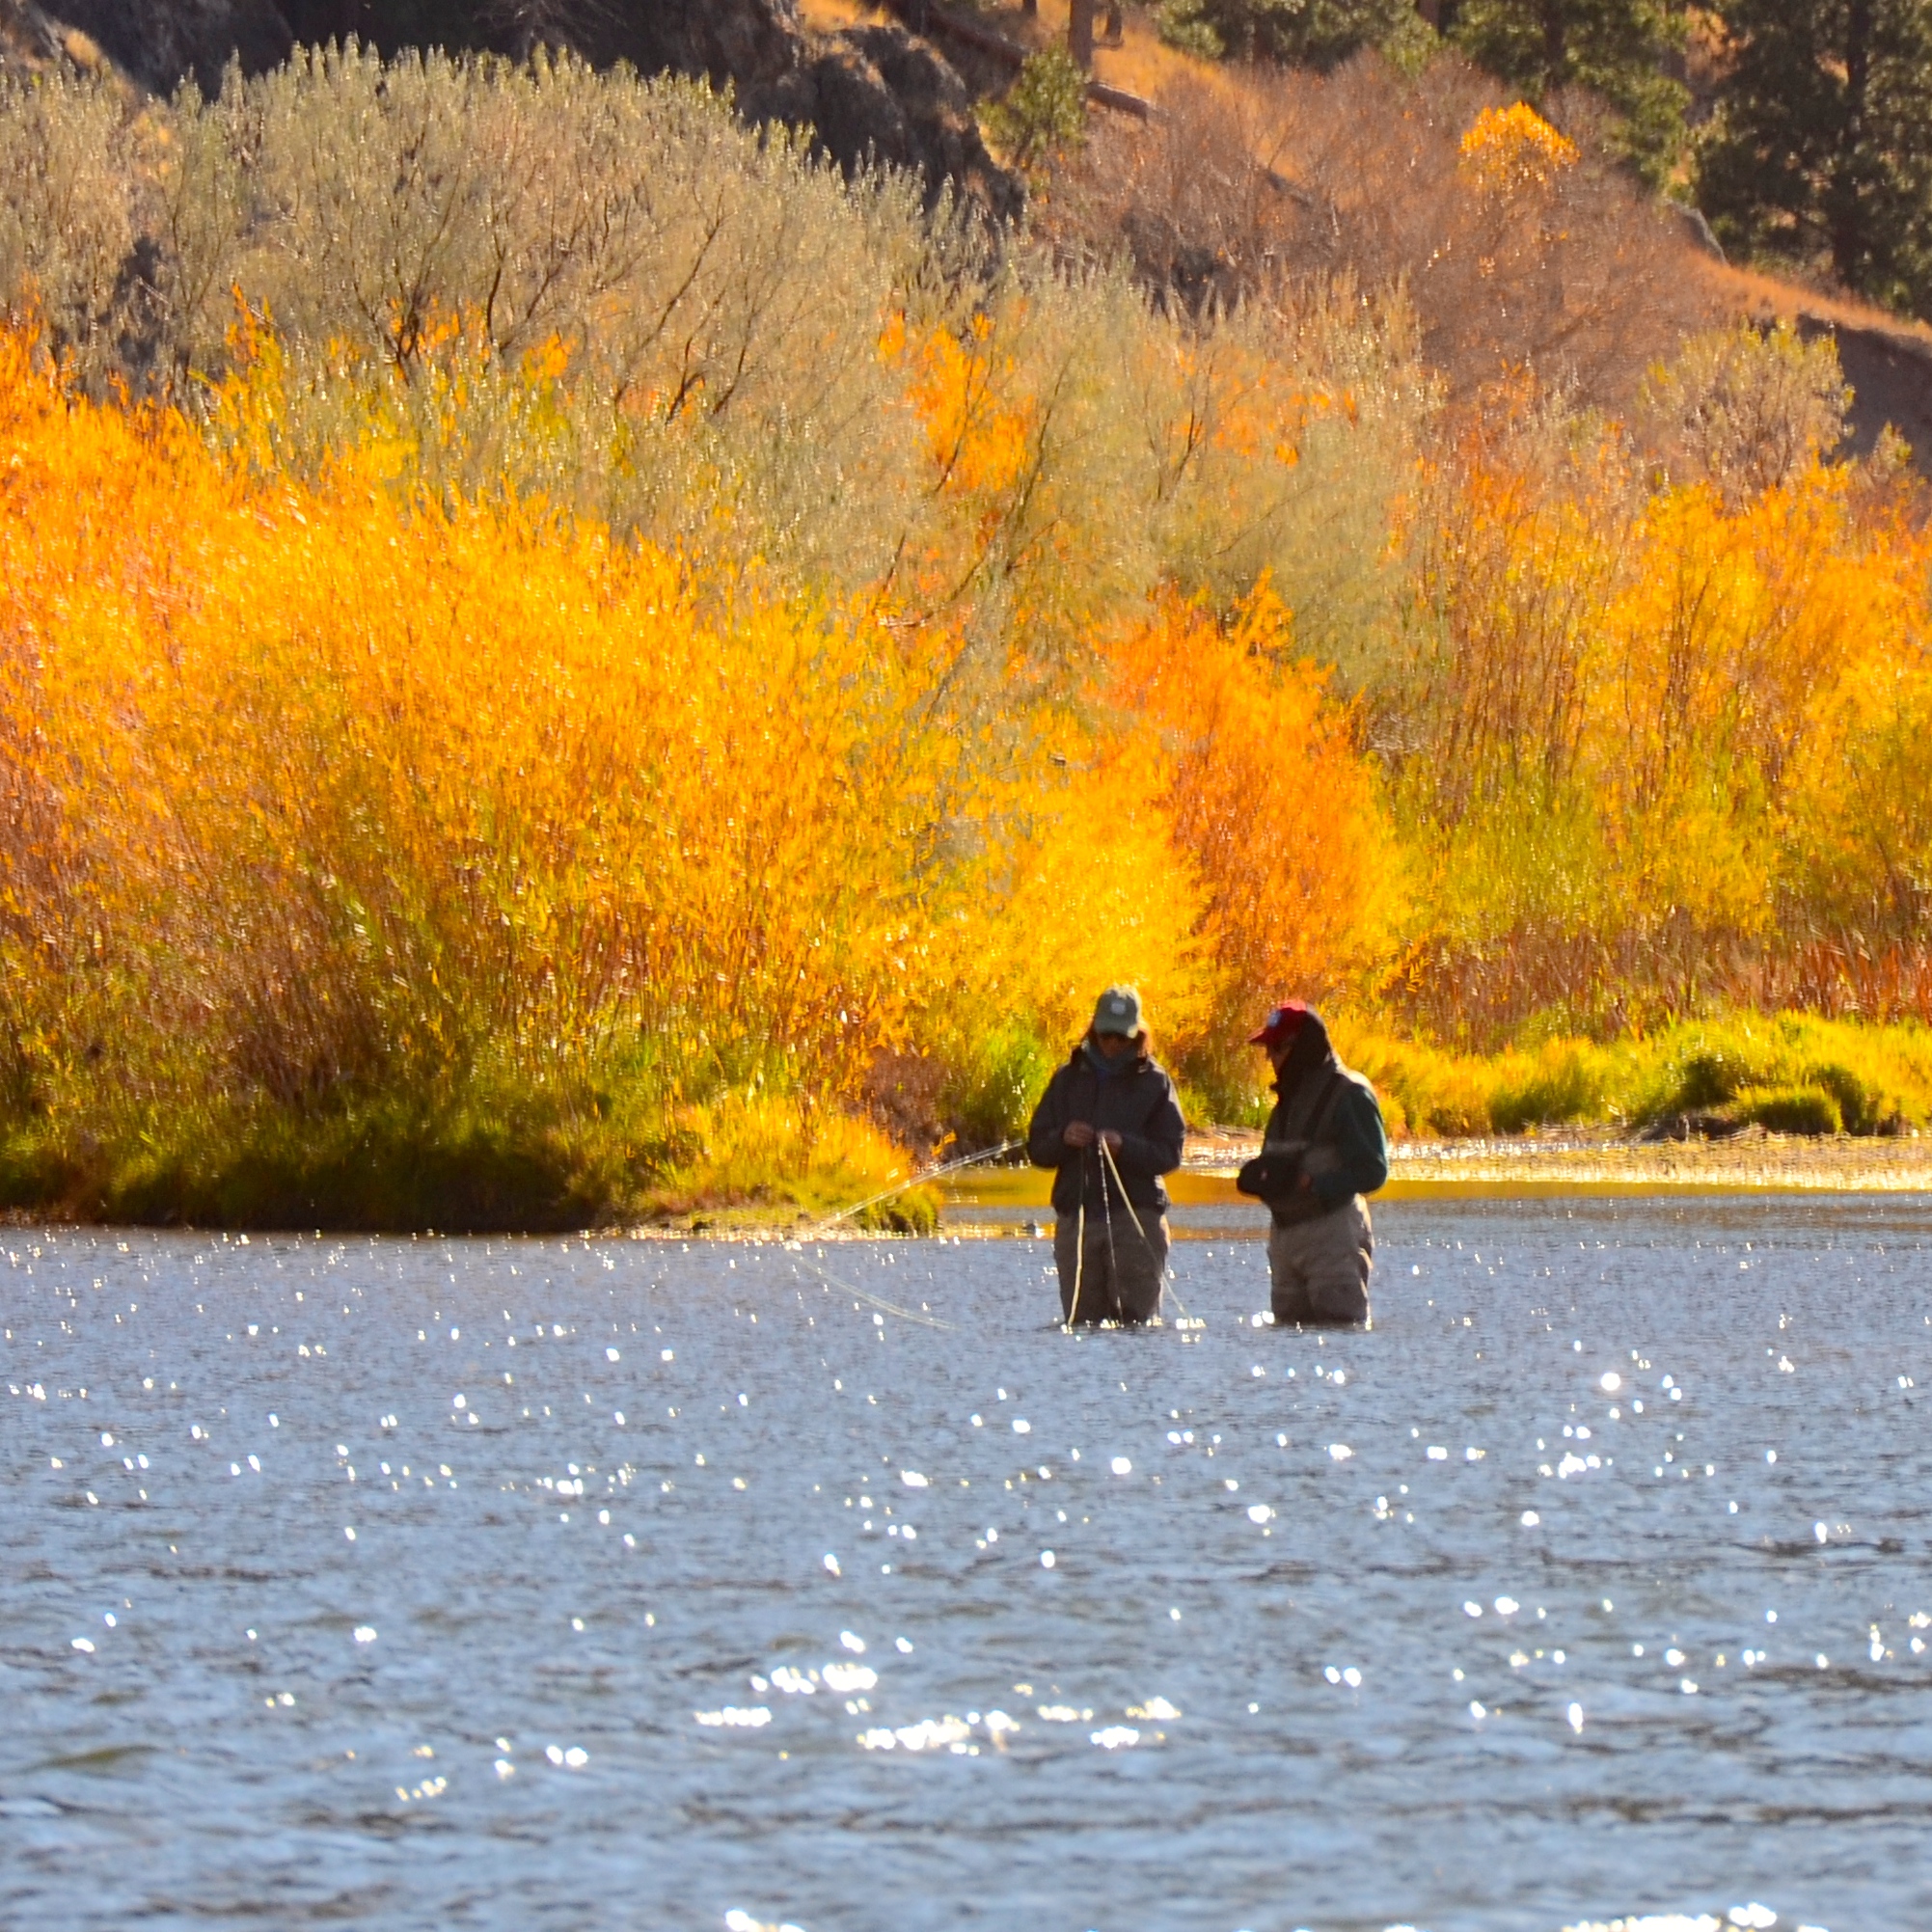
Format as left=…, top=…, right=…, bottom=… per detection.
left=1237, top=1071, right=1348, bottom=1222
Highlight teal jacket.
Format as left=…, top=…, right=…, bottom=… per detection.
left=1238, top=1012, right=1389, bottom=1221
left=1299, top=1075, right=1391, bottom=1206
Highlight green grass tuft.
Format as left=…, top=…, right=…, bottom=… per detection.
left=1486, top=1040, right=1618, bottom=1134
left=1729, top=1084, right=1842, bottom=1136
left=1331, top=1013, right=1932, bottom=1139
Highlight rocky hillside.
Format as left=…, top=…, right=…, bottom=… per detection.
left=6, top=0, right=1929, bottom=468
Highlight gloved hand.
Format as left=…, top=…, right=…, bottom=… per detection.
left=1237, top=1150, right=1303, bottom=1202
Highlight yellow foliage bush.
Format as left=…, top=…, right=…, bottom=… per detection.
left=1457, top=102, right=1578, bottom=197
left=1103, top=585, right=1400, bottom=1094
left=8, top=47, right=1932, bottom=1224
left=1384, top=413, right=1932, bottom=1045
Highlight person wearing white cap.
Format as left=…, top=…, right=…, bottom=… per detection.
left=1024, top=986, right=1186, bottom=1324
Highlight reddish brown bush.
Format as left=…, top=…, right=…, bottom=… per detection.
left=1042, top=52, right=1721, bottom=410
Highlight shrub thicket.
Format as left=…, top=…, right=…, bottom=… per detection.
left=1040, top=55, right=1717, bottom=413
left=3, top=50, right=1932, bottom=1227
left=0, top=54, right=1421, bottom=1213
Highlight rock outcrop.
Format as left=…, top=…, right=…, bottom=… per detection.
left=38, top=0, right=292, bottom=91
left=608, top=0, right=810, bottom=91
left=620, top=0, right=1017, bottom=214
left=749, top=23, right=1020, bottom=217
left=1810, top=318, right=1932, bottom=468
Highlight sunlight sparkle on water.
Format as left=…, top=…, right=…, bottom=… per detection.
left=6, top=1207, right=1914, bottom=1930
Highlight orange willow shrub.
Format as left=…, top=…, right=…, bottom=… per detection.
left=0, top=327, right=998, bottom=1128
left=1102, top=586, right=1399, bottom=1082
left=5, top=325, right=1389, bottom=1158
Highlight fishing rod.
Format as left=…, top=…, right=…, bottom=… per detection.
left=1066, top=1141, right=1087, bottom=1330
left=1099, top=1130, right=1120, bottom=1313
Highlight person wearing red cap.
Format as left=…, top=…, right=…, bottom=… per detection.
left=1236, top=1002, right=1389, bottom=1326
left=1025, top=985, right=1186, bottom=1324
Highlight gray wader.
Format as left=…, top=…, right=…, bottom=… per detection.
left=1055, top=1210, right=1170, bottom=1325
left=1267, top=1195, right=1374, bottom=1327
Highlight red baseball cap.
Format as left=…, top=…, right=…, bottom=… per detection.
left=1249, top=1000, right=1311, bottom=1048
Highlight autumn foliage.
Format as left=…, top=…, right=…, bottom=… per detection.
left=4, top=54, right=1932, bottom=1222
left=0, top=306, right=1392, bottom=1216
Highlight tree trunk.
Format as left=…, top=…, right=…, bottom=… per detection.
left=1069, top=0, right=1097, bottom=68
left=1831, top=0, right=1874, bottom=286
left=1540, top=0, right=1566, bottom=86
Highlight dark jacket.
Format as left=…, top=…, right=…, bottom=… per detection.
left=1237, top=1013, right=1389, bottom=1225
left=1026, top=1040, right=1187, bottom=1215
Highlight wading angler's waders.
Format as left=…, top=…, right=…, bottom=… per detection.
left=1099, top=1133, right=1191, bottom=1326
left=1064, top=1133, right=1189, bottom=1329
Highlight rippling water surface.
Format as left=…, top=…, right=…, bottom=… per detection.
left=6, top=1199, right=1931, bottom=1932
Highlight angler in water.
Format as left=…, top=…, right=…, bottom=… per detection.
left=1237, top=1001, right=1389, bottom=1327
left=1026, top=986, right=1186, bottom=1325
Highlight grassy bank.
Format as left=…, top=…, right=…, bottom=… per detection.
left=1337, top=1014, right=1932, bottom=1141
left=0, top=1082, right=939, bottom=1235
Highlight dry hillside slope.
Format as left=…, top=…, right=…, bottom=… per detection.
left=857, top=0, right=1932, bottom=467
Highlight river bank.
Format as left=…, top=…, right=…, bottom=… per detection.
left=617, top=1125, right=1932, bottom=1241
left=8, top=1117, right=1929, bottom=1241
left=926, top=1125, right=1932, bottom=1239
left=1193, top=1123, right=1932, bottom=1195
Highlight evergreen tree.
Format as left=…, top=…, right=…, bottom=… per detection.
left=1451, top=0, right=1689, bottom=184
left=1699, top=0, right=1932, bottom=317
left=1156, top=0, right=1432, bottom=70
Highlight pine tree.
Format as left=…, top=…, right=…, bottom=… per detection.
left=1699, top=0, right=1932, bottom=316
left=1451, top=0, right=1689, bottom=184
left=1156, top=0, right=1430, bottom=70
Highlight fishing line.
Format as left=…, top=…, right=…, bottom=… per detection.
left=787, top=1244, right=958, bottom=1332
left=786, top=1132, right=1072, bottom=1332
left=786, top=1137, right=1026, bottom=1333
left=805, top=1136, right=1022, bottom=1239
left=1099, top=1134, right=1195, bottom=1328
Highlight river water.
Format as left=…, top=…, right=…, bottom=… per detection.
left=5, top=1198, right=1929, bottom=1932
